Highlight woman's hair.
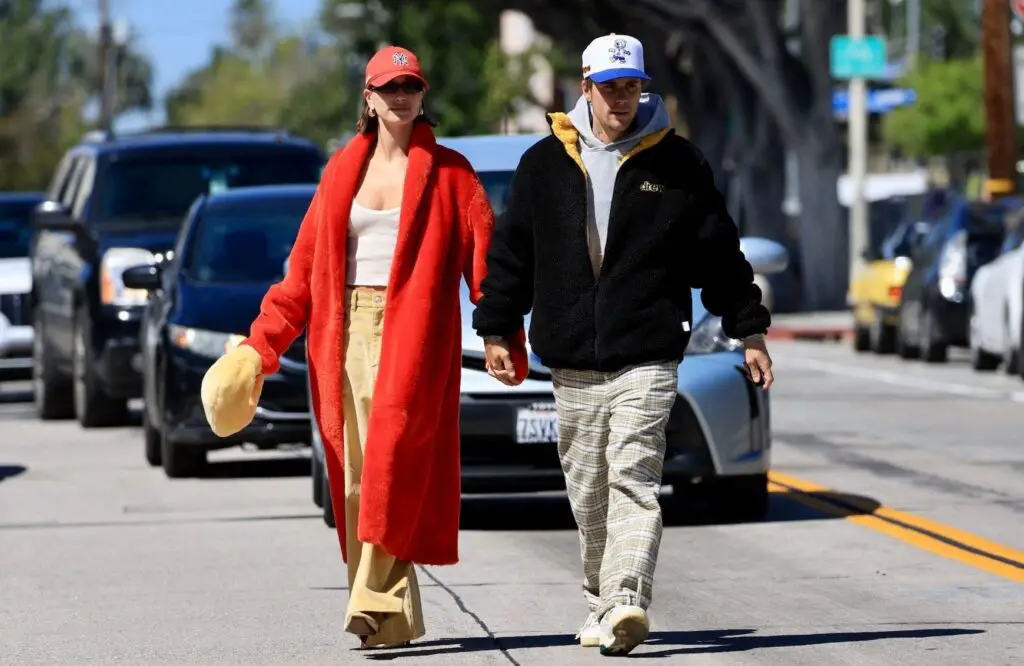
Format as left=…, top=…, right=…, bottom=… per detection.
left=356, top=95, right=438, bottom=134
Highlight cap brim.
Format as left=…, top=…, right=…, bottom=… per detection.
left=367, top=71, right=430, bottom=90
left=588, top=68, right=651, bottom=83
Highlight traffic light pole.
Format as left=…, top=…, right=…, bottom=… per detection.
left=981, top=0, right=1018, bottom=199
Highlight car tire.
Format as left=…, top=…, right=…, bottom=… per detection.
left=143, top=407, right=161, bottom=467
left=73, top=308, right=129, bottom=428
left=311, top=450, right=324, bottom=508
left=708, top=473, right=770, bottom=523
left=919, top=311, right=947, bottom=363
left=160, top=435, right=206, bottom=479
left=869, top=315, right=896, bottom=354
left=322, top=469, right=336, bottom=528
left=852, top=325, right=871, bottom=352
left=32, top=310, right=74, bottom=420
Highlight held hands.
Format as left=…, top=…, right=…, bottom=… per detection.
left=200, top=345, right=265, bottom=437
left=742, top=337, right=774, bottom=390
left=483, top=336, right=517, bottom=386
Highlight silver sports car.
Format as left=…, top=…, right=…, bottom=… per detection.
left=310, top=134, right=789, bottom=526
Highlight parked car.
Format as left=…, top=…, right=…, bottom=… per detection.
left=29, top=127, right=325, bottom=427
left=968, top=208, right=1024, bottom=373
left=309, top=133, right=789, bottom=528
left=124, top=184, right=315, bottom=478
left=0, top=192, right=44, bottom=381
left=896, top=195, right=1016, bottom=362
left=848, top=191, right=946, bottom=354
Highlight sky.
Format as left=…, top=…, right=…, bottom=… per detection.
left=69, top=0, right=321, bottom=131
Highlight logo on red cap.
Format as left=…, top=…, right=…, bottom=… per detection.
left=392, top=52, right=409, bottom=67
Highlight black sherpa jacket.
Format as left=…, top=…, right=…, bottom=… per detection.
left=472, top=113, right=771, bottom=372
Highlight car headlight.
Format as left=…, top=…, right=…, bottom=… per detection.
left=100, top=247, right=156, bottom=307
left=168, top=324, right=245, bottom=359
left=686, top=316, right=743, bottom=355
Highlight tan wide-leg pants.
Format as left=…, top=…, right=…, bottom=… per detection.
left=341, top=286, right=425, bottom=647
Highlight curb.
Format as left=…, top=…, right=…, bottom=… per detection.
left=768, top=327, right=852, bottom=342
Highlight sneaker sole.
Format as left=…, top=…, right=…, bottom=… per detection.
left=580, top=635, right=601, bottom=648
left=599, top=612, right=649, bottom=656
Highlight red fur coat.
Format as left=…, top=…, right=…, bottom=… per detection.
left=239, top=123, right=528, bottom=565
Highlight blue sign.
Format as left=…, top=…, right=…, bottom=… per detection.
left=830, top=35, right=888, bottom=79
left=832, top=88, right=917, bottom=117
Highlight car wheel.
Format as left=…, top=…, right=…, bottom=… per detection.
left=919, top=311, right=947, bottom=363
left=311, top=450, right=324, bottom=508
left=869, top=315, right=896, bottom=354
left=143, top=406, right=161, bottom=467
left=322, top=469, right=336, bottom=528
left=852, top=325, right=871, bottom=352
left=73, top=308, right=129, bottom=427
left=708, top=473, right=770, bottom=523
left=160, top=435, right=206, bottom=479
left=32, top=310, right=74, bottom=420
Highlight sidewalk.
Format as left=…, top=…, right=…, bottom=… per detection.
left=767, top=310, right=853, bottom=341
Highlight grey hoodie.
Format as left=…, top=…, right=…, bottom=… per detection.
left=566, top=92, right=671, bottom=277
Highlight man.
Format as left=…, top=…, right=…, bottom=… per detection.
left=472, top=33, right=774, bottom=656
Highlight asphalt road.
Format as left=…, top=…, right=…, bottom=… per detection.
left=2, top=340, right=1023, bottom=665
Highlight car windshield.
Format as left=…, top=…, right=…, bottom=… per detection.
left=94, top=148, right=323, bottom=226
left=0, top=199, right=40, bottom=259
left=185, top=197, right=311, bottom=284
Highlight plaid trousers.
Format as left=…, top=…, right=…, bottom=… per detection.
left=551, top=360, right=678, bottom=620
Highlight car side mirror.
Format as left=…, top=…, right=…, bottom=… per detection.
left=739, top=237, right=789, bottom=275
left=122, top=263, right=162, bottom=291
left=32, top=200, right=77, bottom=231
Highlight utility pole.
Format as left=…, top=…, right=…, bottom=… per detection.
left=981, top=0, right=1018, bottom=200
left=98, top=0, right=114, bottom=133
left=847, top=0, right=869, bottom=281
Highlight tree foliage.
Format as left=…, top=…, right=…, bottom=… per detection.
left=164, top=0, right=542, bottom=145
left=881, top=55, right=985, bottom=158
left=0, top=0, right=153, bottom=190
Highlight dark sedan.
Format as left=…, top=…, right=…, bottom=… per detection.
left=124, top=185, right=314, bottom=478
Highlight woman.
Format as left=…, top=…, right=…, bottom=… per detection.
left=199, top=46, right=529, bottom=648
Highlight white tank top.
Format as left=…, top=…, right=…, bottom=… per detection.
left=346, top=201, right=400, bottom=286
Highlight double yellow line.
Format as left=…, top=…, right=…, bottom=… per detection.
left=768, top=471, right=1024, bottom=583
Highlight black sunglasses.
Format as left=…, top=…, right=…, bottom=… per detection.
left=371, top=80, right=424, bottom=95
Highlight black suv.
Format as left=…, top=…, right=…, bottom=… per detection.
left=29, top=127, right=326, bottom=427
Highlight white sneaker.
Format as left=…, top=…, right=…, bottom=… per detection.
left=598, top=605, right=649, bottom=656
left=575, top=611, right=602, bottom=647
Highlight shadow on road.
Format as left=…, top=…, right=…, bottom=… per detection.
left=458, top=488, right=882, bottom=532
left=0, top=464, right=27, bottom=482
left=361, top=627, right=984, bottom=659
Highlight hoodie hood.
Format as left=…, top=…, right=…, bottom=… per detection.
left=566, top=92, right=671, bottom=153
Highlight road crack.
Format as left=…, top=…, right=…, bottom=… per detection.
left=417, top=565, right=522, bottom=665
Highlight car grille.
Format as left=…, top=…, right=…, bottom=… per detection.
left=0, top=293, right=29, bottom=326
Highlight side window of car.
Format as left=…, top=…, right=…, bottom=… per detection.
left=47, top=154, right=75, bottom=203
left=70, top=157, right=96, bottom=220
left=59, top=157, right=87, bottom=215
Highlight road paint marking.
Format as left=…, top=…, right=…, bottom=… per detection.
left=768, top=471, right=1024, bottom=583
left=783, top=357, right=1024, bottom=402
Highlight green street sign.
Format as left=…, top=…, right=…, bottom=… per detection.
left=830, top=35, right=888, bottom=79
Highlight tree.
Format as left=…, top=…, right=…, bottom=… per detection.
left=882, top=55, right=985, bottom=158
left=0, top=0, right=152, bottom=190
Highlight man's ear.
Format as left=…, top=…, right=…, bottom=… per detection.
left=581, top=78, right=591, bottom=101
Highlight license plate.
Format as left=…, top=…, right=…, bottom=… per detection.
left=516, top=406, right=558, bottom=444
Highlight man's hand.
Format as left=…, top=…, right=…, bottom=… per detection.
left=743, top=337, right=774, bottom=390
left=483, top=336, right=517, bottom=386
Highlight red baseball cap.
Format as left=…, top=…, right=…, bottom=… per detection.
left=364, top=46, right=429, bottom=90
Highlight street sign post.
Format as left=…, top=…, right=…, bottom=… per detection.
left=830, top=35, right=888, bottom=79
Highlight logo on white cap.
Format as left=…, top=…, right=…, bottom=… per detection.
left=582, top=33, right=651, bottom=83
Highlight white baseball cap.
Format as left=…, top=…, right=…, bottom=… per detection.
left=582, top=33, right=651, bottom=83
